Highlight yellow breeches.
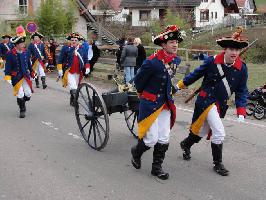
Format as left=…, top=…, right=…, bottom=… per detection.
left=190, top=103, right=215, bottom=135
left=62, top=69, right=70, bottom=88
left=138, top=105, right=164, bottom=139
left=32, top=60, right=39, bottom=72
left=13, top=78, right=24, bottom=96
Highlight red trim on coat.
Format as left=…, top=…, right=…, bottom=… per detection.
left=214, top=52, right=242, bottom=70
left=11, top=71, right=17, bottom=76
left=163, top=103, right=170, bottom=110
left=140, top=91, right=157, bottom=102
left=30, top=71, right=35, bottom=78
left=166, top=100, right=176, bottom=129
left=156, top=49, right=176, bottom=63
left=199, top=90, right=207, bottom=98
left=12, top=47, right=26, bottom=55
left=237, top=107, right=246, bottom=117
left=206, top=130, right=212, bottom=140
left=85, top=63, right=90, bottom=69
left=38, top=58, right=46, bottom=71
left=24, top=76, right=34, bottom=93
left=148, top=49, right=176, bottom=63
left=148, top=53, right=156, bottom=60
left=79, top=72, right=83, bottom=85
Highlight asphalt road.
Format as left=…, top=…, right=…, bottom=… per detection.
left=0, top=72, right=266, bottom=200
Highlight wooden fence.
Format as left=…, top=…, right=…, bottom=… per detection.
left=98, top=45, right=223, bottom=62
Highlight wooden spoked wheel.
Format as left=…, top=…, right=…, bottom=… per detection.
left=75, top=83, right=109, bottom=150
left=124, top=110, right=138, bottom=139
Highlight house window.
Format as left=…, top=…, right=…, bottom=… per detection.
left=212, top=0, right=215, bottom=2
left=211, top=12, right=213, bottom=19
left=19, top=0, right=28, bottom=15
left=202, top=0, right=208, bottom=2
left=200, top=10, right=209, bottom=22
left=215, top=12, right=217, bottom=19
left=139, top=10, right=151, bottom=21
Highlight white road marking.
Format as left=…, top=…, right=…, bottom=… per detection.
left=176, top=107, right=266, bottom=129
left=41, top=121, right=54, bottom=128
left=41, top=121, right=83, bottom=140
left=68, top=132, right=83, bottom=140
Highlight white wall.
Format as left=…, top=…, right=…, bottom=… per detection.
left=32, top=0, right=41, bottom=13
left=243, top=0, right=254, bottom=13
left=195, top=0, right=225, bottom=28
left=109, top=9, right=129, bottom=22
left=131, top=8, right=159, bottom=27
left=0, top=0, right=21, bottom=21
left=0, top=0, right=88, bottom=37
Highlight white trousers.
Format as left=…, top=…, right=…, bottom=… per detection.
left=36, top=62, right=45, bottom=77
left=68, top=73, right=80, bottom=90
left=198, top=105, right=226, bottom=144
left=17, top=80, right=32, bottom=98
left=143, top=110, right=171, bottom=147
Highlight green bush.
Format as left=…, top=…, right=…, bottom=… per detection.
left=36, top=0, right=77, bottom=37
left=140, top=32, right=153, bottom=46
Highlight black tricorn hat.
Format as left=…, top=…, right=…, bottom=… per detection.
left=31, top=32, right=44, bottom=39
left=66, top=32, right=83, bottom=41
left=2, top=34, right=12, bottom=39
left=153, top=25, right=185, bottom=46
left=11, top=36, right=26, bottom=44
left=216, top=27, right=248, bottom=49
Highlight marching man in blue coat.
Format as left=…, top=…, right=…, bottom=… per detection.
left=177, top=27, right=249, bottom=176
left=28, top=32, right=48, bottom=89
left=131, top=25, right=183, bottom=180
left=57, top=32, right=90, bottom=106
left=0, top=34, right=14, bottom=69
left=4, top=27, right=35, bottom=118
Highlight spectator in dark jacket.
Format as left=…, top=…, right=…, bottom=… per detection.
left=134, top=37, right=146, bottom=74
left=116, top=37, right=126, bottom=71
left=89, top=32, right=100, bottom=73
left=120, top=37, right=138, bottom=83
left=49, top=38, right=58, bottom=65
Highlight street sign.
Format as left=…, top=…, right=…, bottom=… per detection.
left=26, top=22, right=38, bottom=33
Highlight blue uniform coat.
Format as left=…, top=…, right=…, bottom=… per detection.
left=57, top=44, right=90, bottom=87
left=27, top=42, right=47, bottom=71
left=57, top=44, right=90, bottom=72
left=0, top=42, right=14, bottom=59
left=178, top=53, right=248, bottom=135
left=4, top=48, right=33, bottom=96
left=134, top=50, right=181, bottom=139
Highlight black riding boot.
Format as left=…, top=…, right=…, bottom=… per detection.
left=41, top=76, right=47, bottom=89
left=180, top=132, right=202, bottom=160
left=151, top=143, right=169, bottom=180
left=35, top=76, right=40, bottom=88
left=131, top=139, right=150, bottom=169
left=211, top=143, right=229, bottom=176
left=70, top=89, right=77, bottom=107
left=17, top=98, right=26, bottom=118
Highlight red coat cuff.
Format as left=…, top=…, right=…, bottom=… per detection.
left=85, top=63, right=90, bottom=69
left=237, top=107, right=246, bottom=117
left=31, top=71, right=35, bottom=78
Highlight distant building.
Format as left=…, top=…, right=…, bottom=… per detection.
left=0, top=0, right=87, bottom=37
left=235, top=0, right=256, bottom=14
left=120, top=0, right=254, bottom=28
